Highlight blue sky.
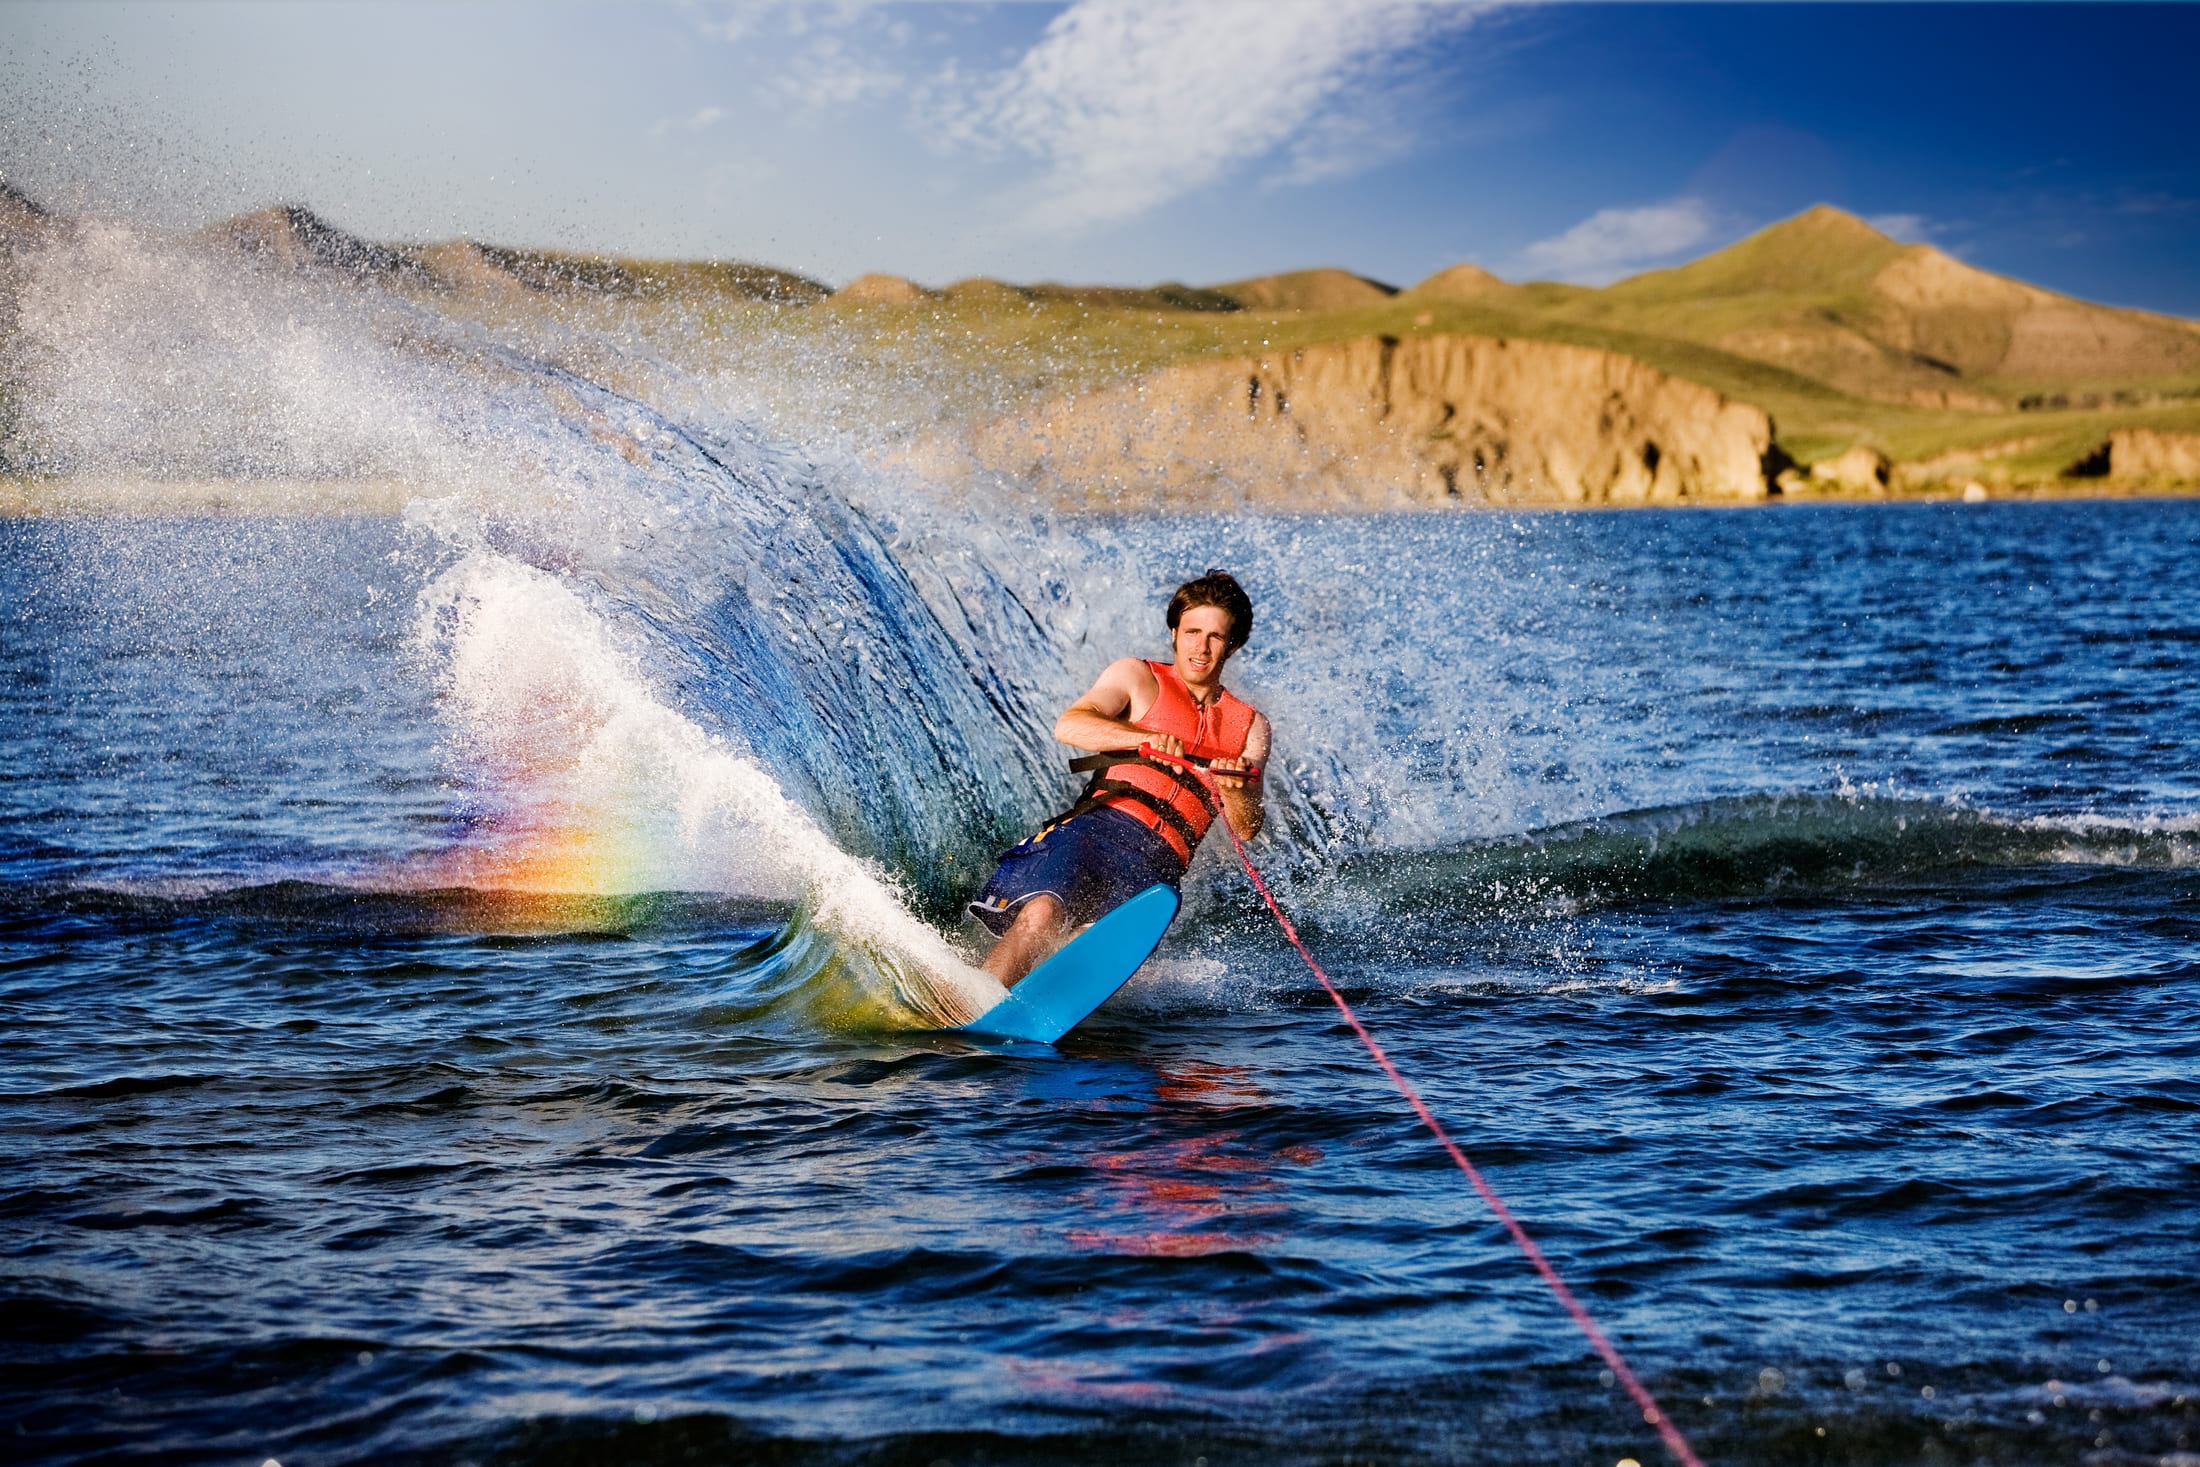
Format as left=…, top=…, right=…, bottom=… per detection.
left=3, top=2, right=2196, bottom=313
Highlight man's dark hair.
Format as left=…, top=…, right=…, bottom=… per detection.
left=1166, top=569, right=1253, bottom=652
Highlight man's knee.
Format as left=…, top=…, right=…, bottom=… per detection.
left=1014, top=894, right=1065, bottom=932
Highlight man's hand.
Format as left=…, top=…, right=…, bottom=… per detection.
left=1212, top=764, right=1263, bottom=840
left=1204, top=753, right=1253, bottom=788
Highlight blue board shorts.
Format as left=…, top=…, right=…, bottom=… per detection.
left=968, top=805, right=1187, bottom=937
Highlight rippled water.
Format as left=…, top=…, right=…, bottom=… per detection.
left=5, top=496, right=2197, bottom=1467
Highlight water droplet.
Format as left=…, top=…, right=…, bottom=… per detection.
left=2064, top=1299, right=2078, bottom=1313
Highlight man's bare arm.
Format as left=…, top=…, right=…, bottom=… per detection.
left=1054, top=658, right=1169, bottom=753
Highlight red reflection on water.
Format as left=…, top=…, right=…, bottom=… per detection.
left=1063, top=1059, right=1322, bottom=1258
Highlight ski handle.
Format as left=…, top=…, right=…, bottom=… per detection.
left=1066, top=745, right=1262, bottom=780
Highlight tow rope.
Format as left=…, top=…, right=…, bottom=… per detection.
left=1148, top=744, right=1707, bottom=1467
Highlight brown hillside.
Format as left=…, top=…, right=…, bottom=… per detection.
left=414, top=240, right=530, bottom=297
left=210, top=205, right=430, bottom=283
left=205, top=206, right=829, bottom=303
left=1213, top=267, right=1397, bottom=312
left=1554, top=206, right=2200, bottom=405
left=1, top=179, right=57, bottom=252
left=943, top=277, right=1035, bottom=306
left=1404, top=263, right=1514, bottom=303
left=1025, top=282, right=1241, bottom=313
left=833, top=273, right=938, bottom=305
left=460, top=245, right=827, bottom=303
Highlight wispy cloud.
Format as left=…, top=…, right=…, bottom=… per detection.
left=1865, top=212, right=1934, bottom=243
left=651, top=104, right=730, bottom=138
left=931, top=0, right=1488, bottom=232
left=1272, top=60, right=1438, bottom=189
left=2114, top=190, right=2199, bottom=218
left=691, top=0, right=895, bottom=45
left=1517, top=197, right=1719, bottom=282
left=773, top=32, right=907, bottom=108
left=689, top=2, right=911, bottom=110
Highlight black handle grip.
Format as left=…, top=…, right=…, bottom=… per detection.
left=1067, top=747, right=1259, bottom=779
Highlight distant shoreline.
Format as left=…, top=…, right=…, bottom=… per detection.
left=7, top=476, right=2195, bottom=519
left=9, top=202, right=2198, bottom=513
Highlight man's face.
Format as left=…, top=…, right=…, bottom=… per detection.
left=1173, top=605, right=1236, bottom=684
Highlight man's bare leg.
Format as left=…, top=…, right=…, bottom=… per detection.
left=983, top=894, right=1068, bottom=987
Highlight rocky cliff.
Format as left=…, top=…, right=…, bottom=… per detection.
left=2106, top=429, right=2200, bottom=484
left=909, top=333, right=1773, bottom=508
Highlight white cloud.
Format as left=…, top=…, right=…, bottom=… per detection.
left=931, top=0, right=1488, bottom=233
left=649, top=104, right=730, bottom=139
left=687, top=2, right=908, bottom=109
left=1517, top=197, right=1718, bottom=282
left=774, top=33, right=907, bottom=108
left=1865, top=212, right=1933, bottom=242
left=689, top=0, right=892, bottom=45
left=1273, top=67, right=1432, bottom=188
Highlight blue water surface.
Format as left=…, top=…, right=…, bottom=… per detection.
left=3, top=499, right=2198, bottom=1467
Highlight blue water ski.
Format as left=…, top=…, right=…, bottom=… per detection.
left=959, top=883, right=1180, bottom=1043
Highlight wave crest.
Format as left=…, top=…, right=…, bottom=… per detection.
left=1329, top=794, right=2200, bottom=918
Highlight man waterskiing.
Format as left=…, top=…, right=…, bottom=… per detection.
left=970, top=570, right=1271, bottom=986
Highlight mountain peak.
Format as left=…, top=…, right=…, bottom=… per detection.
left=1607, top=204, right=1905, bottom=301
left=208, top=204, right=428, bottom=281
left=1773, top=204, right=1896, bottom=247
left=1211, top=268, right=1397, bottom=312
left=1406, top=262, right=1513, bottom=302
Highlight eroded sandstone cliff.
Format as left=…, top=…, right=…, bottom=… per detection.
left=2107, top=429, right=2200, bottom=484
left=907, top=333, right=1774, bottom=508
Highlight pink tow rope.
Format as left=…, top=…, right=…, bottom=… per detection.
left=1152, top=745, right=1707, bottom=1467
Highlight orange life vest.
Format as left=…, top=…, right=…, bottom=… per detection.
left=1085, top=660, right=1259, bottom=865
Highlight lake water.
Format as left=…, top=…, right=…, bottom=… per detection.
left=2, top=230, right=2197, bottom=1467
